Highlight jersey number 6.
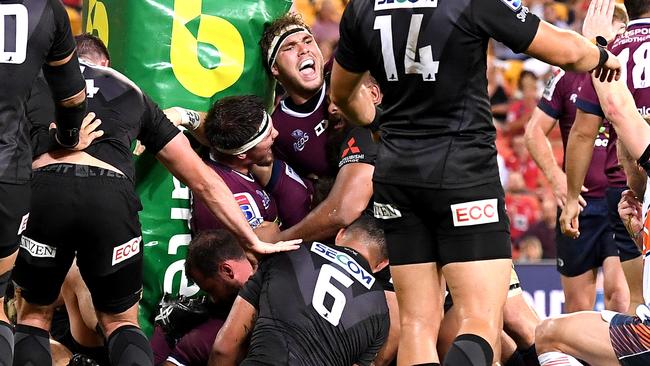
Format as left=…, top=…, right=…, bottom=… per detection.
left=312, top=264, right=354, bottom=327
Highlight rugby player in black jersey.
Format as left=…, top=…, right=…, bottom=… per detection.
left=12, top=34, right=299, bottom=366
left=0, top=1, right=88, bottom=363
left=331, top=0, right=621, bottom=364
left=210, top=215, right=391, bottom=366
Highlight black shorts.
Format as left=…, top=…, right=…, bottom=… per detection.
left=12, top=164, right=143, bottom=313
left=373, top=181, right=511, bottom=266
left=0, top=181, right=30, bottom=258
left=555, top=198, right=618, bottom=277
left=606, top=312, right=650, bottom=365
left=607, top=187, right=642, bottom=262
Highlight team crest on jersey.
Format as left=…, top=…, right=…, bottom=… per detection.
left=542, top=68, right=565, bottom=101
left=256, top=189, right=271, bottom=210
left=374, top=0, right=438, bottom=11
left=235, top=192, right=263, bottom=228
left=291, top=129, right=310, bottom=152
left=499, top=0, right=522, bottom=12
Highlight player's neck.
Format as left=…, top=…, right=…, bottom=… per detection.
left=211, top=153, right=251, bottom=176
left=286, top=85, right=324, bottom=107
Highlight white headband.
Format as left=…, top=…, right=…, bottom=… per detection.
left=267, top=25, right=311, bottom=68
left=214, top=112, right=272, bottom=155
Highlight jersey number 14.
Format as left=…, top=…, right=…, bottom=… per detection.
left=374, top=14, right=439, bottom=82
left=0, top=4, right=28, bottom=64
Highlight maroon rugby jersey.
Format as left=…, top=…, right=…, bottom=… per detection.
left=538, top=69, right=609, bottom=198
left=576, top=19, right=650, bottom=187
left=272, top=85, right=335, bottom=178
left=192, top=157, right=278, bottom=233
left=266, top=159, right=314, bottom=229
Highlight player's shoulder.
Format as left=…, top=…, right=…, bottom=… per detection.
left=81, top=60, right=143, bottom=97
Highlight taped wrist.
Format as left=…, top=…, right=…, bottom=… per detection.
left=367, top=106, right=383, bottom=133
left=173, top=107, right=201, bottom=130
left=637, top=143, right=650, bottom=174
left=54, top=99, right=86, bottom=148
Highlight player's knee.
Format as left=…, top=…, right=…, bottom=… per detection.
left=535, top=318, right=562, bottom=353
left=605, top=286, right=630, bottom=313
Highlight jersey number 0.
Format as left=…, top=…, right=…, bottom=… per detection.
left=0, top=4, right=28, bottom=64
left=312, top=264, right=354, bottom=327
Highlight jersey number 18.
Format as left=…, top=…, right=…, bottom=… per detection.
left=0, top=4, right=28, bottom=65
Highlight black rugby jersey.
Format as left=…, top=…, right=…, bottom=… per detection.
left=239, top=242, right=389, bottom=366
left=0, top=0, right=79, bottom=183
left=336, top=0, right=540, bottom=188
left=31, top=61, right=180, bottom=182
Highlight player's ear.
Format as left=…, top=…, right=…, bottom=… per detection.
left=334, top=227, right=346, bottom=244
left=220, top=262, right=235, bottom=280
left=374, top=258, right=389, bottom=273
left=368, top=84, right=382, bottom=105
left=271, top=63, right=281, bottom=78
left=236, top=153, right=247, bottom=161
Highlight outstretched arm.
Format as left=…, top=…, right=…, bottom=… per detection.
left=156, top=133, right=301, bottom=255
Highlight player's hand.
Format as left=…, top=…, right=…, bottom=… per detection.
left=618, top=189, right=643, bottom=247
left=593, top=51, right=621, bottom=82
left=50, top=112, right=103, bottom=151
left=550, top=168, right=587, bottom=209
left=582, top=0, right=616, bottom=41
left=560, top=199, right=581, bottom=239
left=248, top=238, right=302, bottom=256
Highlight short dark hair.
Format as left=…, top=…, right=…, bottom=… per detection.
left=624, top=0, right=650, bottom=20
left=185, top=230, right=246, bottom=279
left=345, top=214, right=387, bottom=260
left=75, top=33, right=110, bottom=63
left=204, top=95, right=265, bottom=152
left=260, top=12, right=311, bottom=72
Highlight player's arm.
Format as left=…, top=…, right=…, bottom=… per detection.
left=209, top=296, right=256, bottom=366
left=524, top=108, right=566, bottom=205
left=42, top=0, right=87, bottom=148
left=163, top=107, right=209, bottom=146
left=617, top=142, right=647, bottom=198
left=330, top=63, right=376, bottom=126
left=560, top=109, right=602, bottom=238
left=156, top=134, right=300, bottom=255
left=525, top=21, right=619, bottom=80
left=277, top=162, right=374, bottom=241
left=372, top=291, right=399, bottom=366
left=591, top=74, right=650, bottom=160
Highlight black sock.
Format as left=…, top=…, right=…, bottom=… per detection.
left=443, top=333, right=494, bottom=366
left=518, top=344, right=540, bottom=366
left=505, top=350, right=526, bottom=366
left=0, top=321, right=13, bottom=366
left=107, top=325, right=153, bottom=366
left=13, top=324, right=51, bottom=366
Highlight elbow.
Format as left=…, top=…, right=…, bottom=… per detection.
left=331, top=204, right=365, bottom=229
left=601, top=94, right=626, bottom=126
